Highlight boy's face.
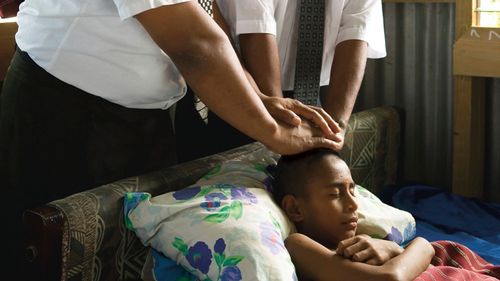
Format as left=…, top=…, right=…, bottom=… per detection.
left=296, top=155, right=358, bottom=248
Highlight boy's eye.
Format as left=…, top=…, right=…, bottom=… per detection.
left=329, top=193, right=340, bottom=198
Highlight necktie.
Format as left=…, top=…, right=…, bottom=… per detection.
left=293, top=0, right=325, bottom=106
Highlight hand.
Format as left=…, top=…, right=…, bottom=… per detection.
left=265, top=119, right=343, bottom=155
left=334, top=126, right=347, bottom=151
left=260, top=96, right=343, bottom=143
left=335, top=235, right=404, bottom=266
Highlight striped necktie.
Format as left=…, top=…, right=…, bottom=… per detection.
left=293, top=0, right=325, bottom=106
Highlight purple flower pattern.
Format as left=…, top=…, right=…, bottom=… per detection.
left=259, top=221, right=285, bottom=255
left=186, top=241, right=213, bottom=274
left=173, top=237, right=244, bottom=281
left=221, top=266, right=242, bottom=281
left=231, top=187, right=258, bottom=204
left=205, top=192, right=227, bottom=202
left=214, top=238, right=226, bottom=254
left=173, top=186, right=201, bottom=200
left=384, top=226, right=403, bottom=244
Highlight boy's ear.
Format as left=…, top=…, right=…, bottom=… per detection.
left=281, top=195, right=304, bottom=222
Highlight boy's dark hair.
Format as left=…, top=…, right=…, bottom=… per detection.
left=273, top=148, right=344, bottom=205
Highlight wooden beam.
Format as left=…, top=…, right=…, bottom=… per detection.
left=454, top=27, right=500, bottom=78
left=452, top=76, right=485, bottom=198
left=452, top=0, right=487, bottom=199
left=0, top=19, right=17, bottom=81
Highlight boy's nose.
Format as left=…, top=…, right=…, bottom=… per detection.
left=346, top=194, right=358, bottom=211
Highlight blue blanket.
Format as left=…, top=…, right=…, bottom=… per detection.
left=384, top=185, right=500, bottom=264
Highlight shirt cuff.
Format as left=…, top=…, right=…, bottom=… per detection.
left=235, top=20, right=277, bottom=36
left=116, top=0, right=191, bottom=20
left=336, top=26, right=387, bottom=59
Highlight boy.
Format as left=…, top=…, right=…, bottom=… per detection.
left=273, top=149, right=435, bottom=281
left=273, top=149, right=500, bottom=281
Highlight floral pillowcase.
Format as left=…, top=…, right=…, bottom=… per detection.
left=355, top=185, right=416, bottom=245
left=124, top=160, right=298, bottom=281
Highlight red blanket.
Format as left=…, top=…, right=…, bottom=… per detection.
left=415, top=240, right=500, bottom=281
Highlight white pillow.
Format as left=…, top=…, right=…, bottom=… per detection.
left=355, top=185, right=416, bottom=245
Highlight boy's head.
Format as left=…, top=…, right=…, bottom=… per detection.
left=274, top=149, right=358, bottom=248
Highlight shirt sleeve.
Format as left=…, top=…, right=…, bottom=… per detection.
left=337, top=0, right=387, bottom=58
left=216, top=0, right=277, bottom=36
left=112, top=0, right=191, bottom=20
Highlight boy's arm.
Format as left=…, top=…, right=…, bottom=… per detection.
left=336, top=234, right=404, bottom=265
left=285, top=233, right=434, bottom=281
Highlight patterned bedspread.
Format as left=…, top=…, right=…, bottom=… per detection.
left=416, top=240, right=500, bottom=281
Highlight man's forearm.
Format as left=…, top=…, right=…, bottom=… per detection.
left=239, top=33, right=283, bottom=98
left=135, top=2, right=279, bottom=146
left=321, top=40, right=368, bottom=123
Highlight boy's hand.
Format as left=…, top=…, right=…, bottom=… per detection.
left=335, top=235, right=404, bottom=265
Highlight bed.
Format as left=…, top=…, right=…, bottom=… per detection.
left=22, top=106, right=401, bottom=281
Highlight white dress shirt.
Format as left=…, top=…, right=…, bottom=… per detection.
left=16, top=0, right=191, bottom=109
left=216, top=0, right=387, bottom=91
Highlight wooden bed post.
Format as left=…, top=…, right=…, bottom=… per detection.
left=453, top=0, right=485, bottom=198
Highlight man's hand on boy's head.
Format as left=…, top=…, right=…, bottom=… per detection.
left=260, top=95, right=344, bottom=150
left=335, top=234, right=404, bottom=266
left=265, top=117, right=343, bottom=155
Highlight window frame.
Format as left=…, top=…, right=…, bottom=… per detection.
left=454, top=0, right=500, bottom=78
left=474, top=0, right=500, bottom=27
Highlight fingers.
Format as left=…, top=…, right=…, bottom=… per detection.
left=309, top=137, right=342, bottom=152
left=289, top=100, right=341, bottom=137
left=342, top=242, right=367, bottom=259
left=261, top=96, right=302, bottom=127
left=272, top=106, right=302, bottom=127
left=308, top=105, right=342, bottom=134
left=336, top=237, right=360, bottom=256
left=351, top=249, right=387, bottom=265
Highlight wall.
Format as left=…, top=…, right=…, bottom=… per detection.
left=357, top=2, right=455, bottom=190
left=358, top=2, right=499, bottom=200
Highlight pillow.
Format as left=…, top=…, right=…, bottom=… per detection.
left=355, top=185, right=416, bottom=245
left=125, top=160, right=298, bottom=281
left=137, top=184, right=417, bottom=281
left=141, top=248, right=198, bottom=281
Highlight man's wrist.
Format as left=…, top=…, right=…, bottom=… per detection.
left=336, top=118, right=347, bottom=130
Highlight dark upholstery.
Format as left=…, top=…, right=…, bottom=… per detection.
left=22, top=106, right=400, bottom=281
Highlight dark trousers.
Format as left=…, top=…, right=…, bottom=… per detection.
left=0, top=48, right=177, bottom=274
left=174, top=88, right=253, bottom=163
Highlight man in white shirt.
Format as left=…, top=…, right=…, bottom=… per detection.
left=0, top=0, right=344, bottom=275
left=203, top=0, right=386, bottom=150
